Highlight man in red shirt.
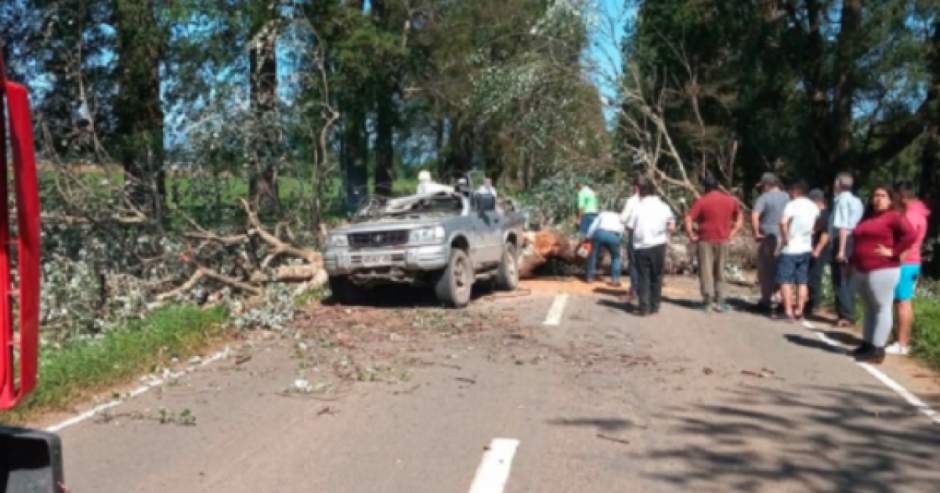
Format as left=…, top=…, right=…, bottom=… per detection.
left=685, top=175, right=743, bottom=312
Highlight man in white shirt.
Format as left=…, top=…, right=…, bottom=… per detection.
left=625, top=180, right=677, bottom=316
left=830, top=172, right=864, bottom=327
left=776, top=179, right=819, bottom=321
left=585, top=211, right=625, bottom=286
left=619, top=176, right=644, bottom=300
left=476, top=177, right=497, bottom=197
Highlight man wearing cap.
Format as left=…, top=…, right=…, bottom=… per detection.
left=685, top=175, right=743, bottom=312
left=806, top=188, right=832, bottom=315
left=751, top=172, right=790, bottom=312
left=830, top=172, right=864, bottom=327
left=575, top=177, right=599, bottom=235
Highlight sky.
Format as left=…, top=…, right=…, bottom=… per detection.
left=7, top=0, right=634, bottom=152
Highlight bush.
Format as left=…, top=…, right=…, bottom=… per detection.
left=911, top=280, right=940, bottom=370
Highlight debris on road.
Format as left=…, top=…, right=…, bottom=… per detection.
left=741, top=368, right=776, bottom=379
left=703, top=367, right=714, bottom=375
left=597, top=434, right=630, bottom=446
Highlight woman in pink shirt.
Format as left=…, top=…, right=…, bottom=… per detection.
left=887, top=181, right=931, bottom=356
left=847, top=185, right=916, bottom=364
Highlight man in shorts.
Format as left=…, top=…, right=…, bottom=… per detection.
left=775, top=180, right=819, bottom=321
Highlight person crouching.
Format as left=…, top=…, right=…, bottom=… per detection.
left=584, top=211, right=625, bottom=287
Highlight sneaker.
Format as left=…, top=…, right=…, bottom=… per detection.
left=885, top=342, right=910, bottom=356
left=695, top=302, right=711, bottom=313
left=715, top=302, right=731, bottom=313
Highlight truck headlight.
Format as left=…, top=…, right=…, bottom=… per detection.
left=409, top=226, right=445, bottom=243
left=328, top=234, right=349, bottom=247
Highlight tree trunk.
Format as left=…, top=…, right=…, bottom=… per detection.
left=343, top=106, right=369, bottom=210
left=112, top=0, right=166, bottom=221
left=371, top=0, right=396, bottom=197
left=519, top=231, right=758, bottom=279
left=374, top=74, right=395, bottom=197
left=249, top=4, right=281, bottom=214
left=434, top=116, right=446, bottom=177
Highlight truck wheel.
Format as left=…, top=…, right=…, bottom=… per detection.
left=435, top=248, right=473, bottom=308
left=329, top=276, right=364, bottom=305
left=495, top=242, right=520, bottom=291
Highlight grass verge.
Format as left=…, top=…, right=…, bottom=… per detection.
left=910, top=286, right=940, bottom=371
left=1, top=304, right=229, bottom=425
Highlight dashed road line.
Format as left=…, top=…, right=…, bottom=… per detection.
left=467, top=438, right=520, bottom=493
left=543, top=293, right=569, bottom=326
left=46, top=348, right=232, bottom=433
left=802, top=321, right=940, bottom=425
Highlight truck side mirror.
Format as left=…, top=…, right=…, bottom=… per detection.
left=0, top=61, right=42, bottom=410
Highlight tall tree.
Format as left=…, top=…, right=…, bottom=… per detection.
left=112, top=0, right=167, bottom=218
left=248, top=0, right=282, bottom=213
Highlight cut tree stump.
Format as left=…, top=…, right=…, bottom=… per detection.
left=519, top=230, right=758, bottom=279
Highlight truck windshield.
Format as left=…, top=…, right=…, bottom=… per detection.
left=355, top=194, right=463, bottom=222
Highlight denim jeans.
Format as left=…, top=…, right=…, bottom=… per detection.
left=627, top=234, right=639, bottom=293
left=586, top=230, right=622, bottom=283
left=579, top=213, right=598, bottom=235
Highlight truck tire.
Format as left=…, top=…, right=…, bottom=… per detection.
left=329, top=276, right=364, bottom=305
left=435, top=248, right=473, bottom=308
left=495, top=242, right=519, bottom=291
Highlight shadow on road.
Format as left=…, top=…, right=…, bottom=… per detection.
left=324, top=284, right=489, bottom=309
left=638, top=384, right=940, bottom=492
left=596, top=299, right=637, bottom=314
left=783, top=334, right=845, bottom=354
left=546, top=417, right=635, bottom=432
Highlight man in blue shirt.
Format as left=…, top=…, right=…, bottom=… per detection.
left=830, top=172, right=864, bottom=327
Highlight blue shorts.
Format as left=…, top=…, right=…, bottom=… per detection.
left=776, top=252, right=812, bottom=285
left=894, top=264, right=921, bottom=301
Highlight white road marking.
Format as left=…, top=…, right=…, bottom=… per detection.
left=802, top=321, right=940, bottom=425
left=467, top=438, right=520, bottom=493
left=45, top=348, right=231, bottom=433
left=543, top=293, right=569, bottom=326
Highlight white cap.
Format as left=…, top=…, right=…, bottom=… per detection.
left=418, top=170, right=431, bottom=182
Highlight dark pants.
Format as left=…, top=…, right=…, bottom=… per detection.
left=635, top=244, right=667, bottom=313
left=757, top=235, right=780, bottom=305
left=587, top=230, right=622, bottom=283
left=627, top=234, right=639, bottom=293
left=579, top=213, right=598, bottom=235
left=806, top=246, right=831, bottom=314
left=831, top=235, right=857, bottom=322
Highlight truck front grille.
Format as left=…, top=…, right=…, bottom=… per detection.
left=348, top=230, right=408, bottom=248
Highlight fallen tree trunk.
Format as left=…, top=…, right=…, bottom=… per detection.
left=520, top=230, right=758, bottom=278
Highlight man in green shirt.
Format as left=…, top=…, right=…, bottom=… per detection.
left=575, top=177, right=599, bottom=235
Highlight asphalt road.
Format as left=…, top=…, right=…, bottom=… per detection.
left=53, top=279, right=940, bottom=493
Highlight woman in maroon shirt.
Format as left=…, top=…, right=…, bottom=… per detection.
left=848, top=185, right=916, bottom=364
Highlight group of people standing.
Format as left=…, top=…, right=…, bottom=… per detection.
left=574, top=171, right=932, bottom=365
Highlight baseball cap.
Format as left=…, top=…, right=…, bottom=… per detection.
left=701, top=175, right=719, bottom=189
left=755, top=172, right=779, bottom=188
left=808, top=188, right=825, bottom=201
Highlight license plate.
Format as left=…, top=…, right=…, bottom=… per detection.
left=362, top=254, right=391, bottom=266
